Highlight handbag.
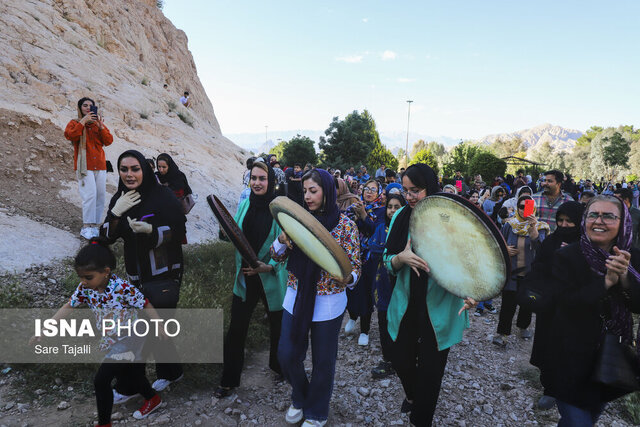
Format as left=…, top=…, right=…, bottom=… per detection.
left=592, top=328, right=640, bottom=392
left=106, top=160, right=113, bottom=173
left=141, top=278, right=180, bottom=309
left=180, top=193, right=196, bottom=214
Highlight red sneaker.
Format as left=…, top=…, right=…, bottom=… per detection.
left=132, top=394, right=161, bottom=419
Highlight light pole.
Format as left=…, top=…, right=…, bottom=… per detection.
left=405, top=100, right=413, bottom=165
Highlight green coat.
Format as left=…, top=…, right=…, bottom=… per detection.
left=383, top=206, right=469, bottom=351
left=232, top=199, right=287, bottom=311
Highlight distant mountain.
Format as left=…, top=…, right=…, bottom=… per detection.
left=477, top=123, right=583, bottom=151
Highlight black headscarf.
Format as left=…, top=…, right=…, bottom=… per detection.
left=287, top=168, right=340, bottom=354
left=242, top=162, right=276, bottom=253
left=156, top=153, right=193, bottom=195
left=385, top=163, right=439, bottom=255
left=553, top=201, right=584, bottom=244
left=108, top=150, right=185, bottom=228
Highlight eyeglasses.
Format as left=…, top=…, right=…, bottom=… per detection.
left=363, top=186, right=378, bottom=193
left=517, top=205, right=526, bottom=209
left=585, top=212, right=620, bottom=224
left=401, top=188, right=425, bottom=198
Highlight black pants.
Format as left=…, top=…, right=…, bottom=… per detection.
left=392, top=294, right=449, bottom=426
left=497, top=288, right=532, bottom=336
left=220, top=275, right=283, bottom=388
left=377, top=310, right=393, bottom=362
left=95, top=362, right=154, bottom=424
left=115, top=280, right=183, bottom=396
left=348, top=310, right=371, bottom=334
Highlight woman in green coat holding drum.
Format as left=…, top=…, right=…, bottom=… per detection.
left=384, top=163, right=476, bottom=426
left=215, top=161, right=288, bottom=398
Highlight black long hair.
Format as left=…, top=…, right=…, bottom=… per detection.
left=75, top=237, right=116, bottom=272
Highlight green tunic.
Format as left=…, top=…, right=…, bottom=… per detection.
left=383, top=206, right=469, bottom=351
left=232, top=199, right=287, bottom=311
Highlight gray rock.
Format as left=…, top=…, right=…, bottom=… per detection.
left=155, top=413, right=171, bottom=424
left=357, top=387, right=370, bottom=397
left=380, top=379, right=391, bottom=388
left=482, top=404, right=493, bottom=415
left=57, top=401, right=70, bottom=410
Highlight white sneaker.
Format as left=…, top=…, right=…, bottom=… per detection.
left=358, top=333, right=369, bottom=346
left=91, top=227, right=100, bottom=238
left=80, top=227, right=94, bottom=239
left=302, top=419, right=327, bottom=426
left=113, top=389, right=139, bottom=405
left=285, top=404, right=303, bottom=423
left=344, top=319, right=356, bottom=334
left=152, top=373, right=184, bottom=392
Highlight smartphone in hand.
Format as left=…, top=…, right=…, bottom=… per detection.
left=90, top=105, right=98, bottom=117
left=523, top=199, right=535, bottom=217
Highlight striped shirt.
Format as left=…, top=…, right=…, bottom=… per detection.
left=532, top=191, right=574, bottom=232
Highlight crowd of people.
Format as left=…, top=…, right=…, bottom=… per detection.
left=60, top=96, right=640, bottom=427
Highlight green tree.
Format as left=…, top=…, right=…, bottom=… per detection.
left=396, top=148, right=407, bottom=169
left=281, top=134, right=317, bottom=167
left=442, top=141, right=486, bottom=177
left=489, top=137, right=526, bottom=159
left=319, top=110, right=381, bottom=170
left=575, top=126, right=603, bottom=148
left=271, top=140, right=287, bottom=162
left=602, top=132, right=630, bottom=177
left=410, top=149, right=439, bottom=175
left=367, top=142, right=398, bottom=174
left=467, top=152, right=507, bottom=182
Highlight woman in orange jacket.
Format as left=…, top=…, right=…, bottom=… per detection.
left=64, top=97, right=113, bottom=239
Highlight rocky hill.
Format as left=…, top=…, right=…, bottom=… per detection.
left=478, top=123, right=583, bottom=151
left=0, top=0, right=248, bottom=271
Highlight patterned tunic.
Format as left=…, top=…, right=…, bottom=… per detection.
left=69, top=275, right=148, bottom=351
left=271, top=213, right=361, bottom=295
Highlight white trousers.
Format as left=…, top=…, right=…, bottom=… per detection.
left=78, top=170, right=107, bottom=224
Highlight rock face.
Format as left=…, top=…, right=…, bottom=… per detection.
left=0, top=0, right=248, bottom=251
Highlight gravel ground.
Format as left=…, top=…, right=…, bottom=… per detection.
left=0, top=286, right=633, bottom=426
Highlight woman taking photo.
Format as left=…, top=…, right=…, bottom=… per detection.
left=384, top=163, right=476, bottom=426
left=101, top=150, right=186, bottom=399
left=344, top=179, right=386, bottom=346
left=64, top=97, right=113, bottom=239
left=214, top=161, right=288, bottom=398
left=273, top=168, right=361, bottom=426
left=493, top=194, right=549, bottom=346
left=547, top=195, right=640, bottom=425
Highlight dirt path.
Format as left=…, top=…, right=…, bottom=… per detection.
left=0, top=305, right=633, bottom=426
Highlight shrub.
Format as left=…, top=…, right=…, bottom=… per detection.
left=177, top=111, right=193, bottom=127
left=141, top=77, right=149, bottom=86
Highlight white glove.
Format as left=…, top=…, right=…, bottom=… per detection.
left=127, top=216, right=153, bottom=234
left=110, top=190, right=141, bottom=217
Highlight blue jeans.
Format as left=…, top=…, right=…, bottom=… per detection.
left=477, top=299, right=493, bottom=310
left=278, top=310, right=343, bottom=422
left=557, top=400, right=606, bottom=426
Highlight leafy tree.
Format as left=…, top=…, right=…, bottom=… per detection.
left=319, top=110, right=380, bottom=170
left=575, top=126, right=603, bottom=148
left=527, top=141, right=554, bottom=167
left=281, top=134, right=317, bottom=167
left=467, top=152, right=507, bottom=182
left=602, top=132, right=630, bottom=177
left=489, top=137, right=526, bottom=159
left=442, top=141, right=486, bottom=177
left=410, top=149, right=439, bottom=175
left=367, top=142, right=398, bottom=174
left=271, top=140, right=287, bottom=162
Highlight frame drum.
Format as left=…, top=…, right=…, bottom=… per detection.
left=269, top=196, right=352, bottom=281
left=207, top=194, right=260, bottom=268
left=409, top=193, right=510, bottom=301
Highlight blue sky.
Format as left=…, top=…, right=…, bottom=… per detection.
left=164, top=1, right=639, bottom=141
